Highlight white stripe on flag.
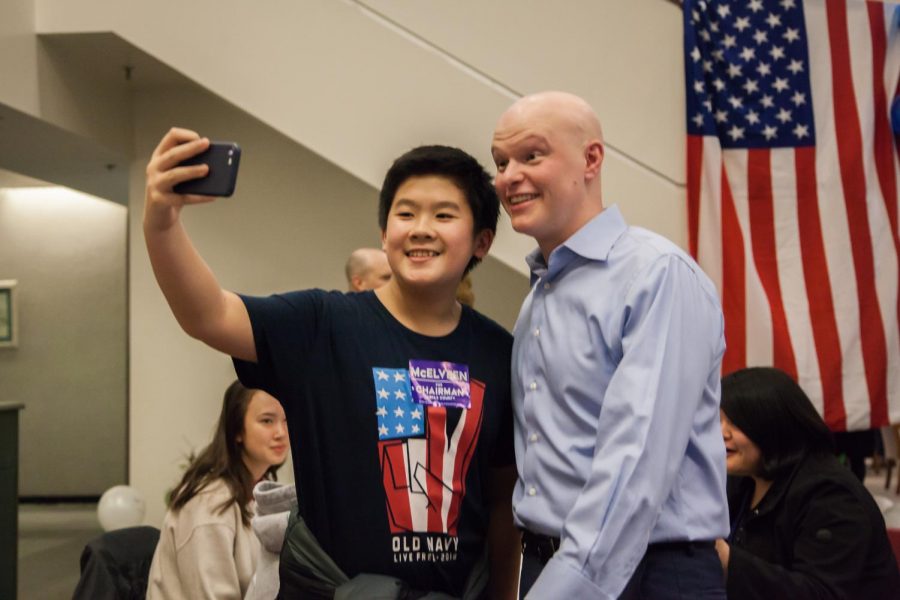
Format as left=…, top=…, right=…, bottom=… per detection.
left=770, top=147, right=825, bottom=413
left=723, top=150, right=775, bottom=366
left=698, top=139, right=724, bottom=295
left=406, top=437, right=429, bottom=531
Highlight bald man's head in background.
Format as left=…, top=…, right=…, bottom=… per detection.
left=345, top=248, right=392, bottom=291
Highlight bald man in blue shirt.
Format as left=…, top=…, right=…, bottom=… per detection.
left=491, top=91, right=729, bottom=599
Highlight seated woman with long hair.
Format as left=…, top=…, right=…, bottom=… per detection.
left=716, top=367, right=899, bottom=599
left=147, top=380, right=289, bottom=599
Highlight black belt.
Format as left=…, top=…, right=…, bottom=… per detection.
left=646, top=540, right=715, bottom=554
left=521, top=532, right=714, bottom=566
left=521, top=529, right=560, bottom=566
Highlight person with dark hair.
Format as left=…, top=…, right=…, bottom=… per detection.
left=143, top=131, right=520, bottom=598
left=147, top=380, right=288, bottom=599
left=718, top=367, right=900, bottom=600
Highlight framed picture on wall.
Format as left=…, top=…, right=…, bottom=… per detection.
left=0, top=280, right=18, bottom=348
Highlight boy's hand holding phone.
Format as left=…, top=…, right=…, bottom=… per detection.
left=143, top=128, right=241, bottom=232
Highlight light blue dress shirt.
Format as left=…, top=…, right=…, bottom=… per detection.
left=512, top=205, right=729, bottom=599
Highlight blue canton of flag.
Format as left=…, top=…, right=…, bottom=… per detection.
left=372, top=367, right=425, bottom=441
left=685, top=0, right=815, bottom=148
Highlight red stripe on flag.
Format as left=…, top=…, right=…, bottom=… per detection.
left=826, top=0, right=889, bottom=425
left=895, top=77, right=900, bottom=171
left=747, top=149, right=798, bottom=379
left=445, top=380, right=485, bottom=536
left=721, top=164, right=746, bottom=375
left=379, top=440, right=413, bottom=533
left=425, top=408, right=447, bottom=532
left=687, top=135, right=703, bottom=259
left=869, top=3, right=899, bottom=241
left=795, top=147, right=846, bottom=430
left=868, top=3, right=900, bottom=405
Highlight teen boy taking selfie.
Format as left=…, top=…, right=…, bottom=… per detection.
left=143, top=128, right=520, bottom=599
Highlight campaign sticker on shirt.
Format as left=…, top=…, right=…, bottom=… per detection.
left=408, top=360, right=471, bottom=409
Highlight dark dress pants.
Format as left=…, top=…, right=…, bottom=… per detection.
left=520, top=542, right=725, bottom=600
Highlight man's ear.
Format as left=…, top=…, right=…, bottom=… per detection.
left=350, top=276, right=364, bottom=292
left=472, top=229, right=494, bottom=260
left=584, top=140, right=604, bottom=183
left=381, top=229, right=387, bottom=251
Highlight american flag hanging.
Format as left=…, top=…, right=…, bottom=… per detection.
left=684, top=0, right=900, bottom=431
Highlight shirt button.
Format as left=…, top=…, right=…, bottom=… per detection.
left=543, top=282, right=551, bottom=290
left=534, top=328, right=540, bottom=337
left=528, top=487, right=537, bottom=496
left=529, top=382, right=538, bottom=391
left=529, top=433, right=539, bottom=443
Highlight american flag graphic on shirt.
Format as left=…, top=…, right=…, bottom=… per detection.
left=372, top=367, right=484, bottom=536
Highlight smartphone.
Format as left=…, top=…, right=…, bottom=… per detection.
left=173, top=141, right=241, bottom=197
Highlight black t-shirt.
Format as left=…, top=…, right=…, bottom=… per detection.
left=233, top=290, right=513, bottom=595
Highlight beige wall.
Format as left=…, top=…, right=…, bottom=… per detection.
left=0, top=0, right=40, bottom=115
left=0, top=185, right=127, bottom=496
left=360, top=0, right=685, bottom=184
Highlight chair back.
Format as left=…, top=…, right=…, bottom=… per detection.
left=72, top=525, right=160, bottom=600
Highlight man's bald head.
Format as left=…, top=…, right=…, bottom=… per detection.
left=497, top=91, right=604, bottom=149
left=346, top=248, right=391, bottom=292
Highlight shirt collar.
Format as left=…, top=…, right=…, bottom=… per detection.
left=524, top=204, right=627, bottom=284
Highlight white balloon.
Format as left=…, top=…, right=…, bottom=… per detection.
left=97, top=485, right=146, bottom=531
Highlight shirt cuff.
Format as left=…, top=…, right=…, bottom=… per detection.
left=525, top=556, right=615, bottom=600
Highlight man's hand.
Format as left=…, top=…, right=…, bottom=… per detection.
left=144, top=128, right=214, bottom=232
left=715, top=538, right=730, bottom=577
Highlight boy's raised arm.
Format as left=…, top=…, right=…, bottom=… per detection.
left=143, top=127, right=256, bottom=362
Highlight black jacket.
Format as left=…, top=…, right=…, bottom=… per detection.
left=726, top=453, right=900, bottom=600
left=72, top=526, right=160, bottom=600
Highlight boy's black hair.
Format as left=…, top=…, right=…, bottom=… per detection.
left=378, top=145, right=499, bottom=275
left=721, top=367, right=834, bottom=480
